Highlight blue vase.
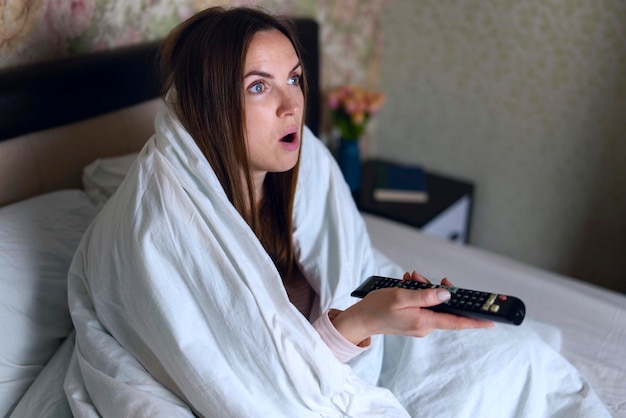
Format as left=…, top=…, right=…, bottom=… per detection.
left=338, top=138, right=361, bottom=193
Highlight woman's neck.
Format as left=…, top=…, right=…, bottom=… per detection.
left=252, top=171, right=267, bottom=205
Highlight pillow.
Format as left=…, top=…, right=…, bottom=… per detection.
left=82, top=153, right=138, bottom=205
left=0, top=190, right=99, bottom=416
left=9, top=332, right=75, bottom=418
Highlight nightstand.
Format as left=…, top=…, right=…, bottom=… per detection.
left=356, top=159, right=474, bottom=244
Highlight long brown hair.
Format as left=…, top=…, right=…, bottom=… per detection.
left=158, top=7, right=308, bottom=279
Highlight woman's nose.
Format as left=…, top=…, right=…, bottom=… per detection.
left=277, top=90, right=302, bottom=117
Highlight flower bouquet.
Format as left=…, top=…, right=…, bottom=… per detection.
left=327, top=85, right=386, bottom=140
left=327, top=85, right=386, bottom=192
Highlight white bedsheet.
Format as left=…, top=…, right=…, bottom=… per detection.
left=363, top=212, right=626, bottom=417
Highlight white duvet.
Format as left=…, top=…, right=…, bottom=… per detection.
left=58, top=108, right=609, bottom=417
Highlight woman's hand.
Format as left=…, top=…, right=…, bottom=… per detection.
left=331, top=271, right=494, bottom=346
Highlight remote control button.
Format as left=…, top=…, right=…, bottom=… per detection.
left=490, top=304, right=500, bottom=313
left=481, top=294, right=497, bottom=311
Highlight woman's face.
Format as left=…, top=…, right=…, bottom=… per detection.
left=243, top=29, right=304, bottom=189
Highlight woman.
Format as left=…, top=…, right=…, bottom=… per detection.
left=157, top=5, right=489, bottom=353
left=65, top=6, right=609, bottom=417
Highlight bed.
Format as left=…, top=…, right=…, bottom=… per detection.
left=0, top=16, right=624, bottom=417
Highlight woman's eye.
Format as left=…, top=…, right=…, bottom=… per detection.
left=249, top=82, right=265, bottom=94
left=288, top=74, right=301, bottom=86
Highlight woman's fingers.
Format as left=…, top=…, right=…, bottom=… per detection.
left=431, top=311, right=494, bottom=330
left=403, top=270, right=431, bottom=284
left=402, top=272, right=457, bottom=290
left=382, top=287, right=494, bottom=336
left=394, top=287, right=450, bottom=308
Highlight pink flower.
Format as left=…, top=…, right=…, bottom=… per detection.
left=327, top=92, right=340, bottom=110
left=327, top=84, right=386, bottom=139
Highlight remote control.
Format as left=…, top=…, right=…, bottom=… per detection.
left=351, top=275, right=526, bottom=325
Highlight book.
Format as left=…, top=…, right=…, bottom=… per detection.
left=373, top=162, right=429, bottom=203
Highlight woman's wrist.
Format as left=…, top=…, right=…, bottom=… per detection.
left=328, top=306, right=372, bottom=347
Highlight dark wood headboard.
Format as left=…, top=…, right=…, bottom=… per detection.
left=0, top=18, right=320, bottom=142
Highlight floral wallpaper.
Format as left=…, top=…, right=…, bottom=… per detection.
left=0, top=0, right=386, bottom=93
left=0, top=0, right=226, bottom=68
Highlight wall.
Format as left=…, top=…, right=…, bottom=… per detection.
left=372, top=1, right=626, bottom=293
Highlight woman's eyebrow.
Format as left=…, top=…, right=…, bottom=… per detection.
left=243, top=62, right=302, bottom=80
left=291, top=62, right=302, bottom=73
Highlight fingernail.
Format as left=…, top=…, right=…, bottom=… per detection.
left=437, top=289, right=451, bottom=302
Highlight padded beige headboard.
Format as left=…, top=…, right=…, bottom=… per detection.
left=0, top=99, right=163, bottom=207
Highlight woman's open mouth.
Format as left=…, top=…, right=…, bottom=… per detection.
left=279, top=131, right=300, bottom=151
left=280, top=132, right=296, bottom=143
